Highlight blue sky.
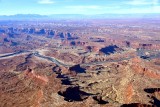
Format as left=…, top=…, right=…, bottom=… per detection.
left=0, top=0, right=160, bottom=15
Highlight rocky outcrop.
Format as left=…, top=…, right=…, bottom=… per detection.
left=69, top=64, right=86, bottom=73
left=99, top=45, right=122, bottom=55
left=58, top=86, right=91, bottom=101
left=139, top=44, right=152, bottom=50
left=131, top=58, right=160, bottom=79
left=121, top=103, right=153, bottom=107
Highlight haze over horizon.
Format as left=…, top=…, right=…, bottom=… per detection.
left=0, top=0, right=160, bottom=15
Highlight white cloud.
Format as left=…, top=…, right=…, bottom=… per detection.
left=126, top=0, right=150, bottom=5
left=153, top=0, right=159, bottom=5
left=126, top=0, right=159, bottom=5
left=66, top=5, right=101, bottom=10
left=38, top=0, right=54, bottom=4
left=153, top=6, right=160, bottom=12
left=64, top=5, right=102, bottom=14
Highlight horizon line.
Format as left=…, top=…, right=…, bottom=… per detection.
left=1, top=13, right=160, bottom=16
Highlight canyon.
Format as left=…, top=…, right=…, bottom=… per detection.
left=0, top=19, right=160, bottom=107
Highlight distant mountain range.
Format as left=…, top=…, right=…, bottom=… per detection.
left=0, top=13, right=160, bottom=20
